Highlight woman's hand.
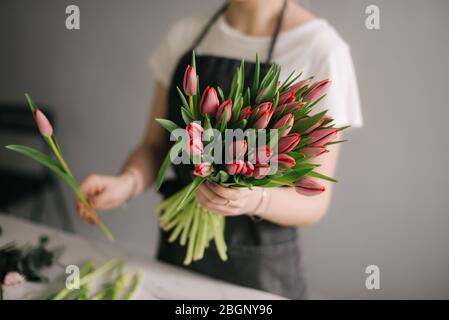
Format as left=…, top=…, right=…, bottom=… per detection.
left=75, top=172, right=137, bottom=225
left=196, top=182, right=263, bottom=216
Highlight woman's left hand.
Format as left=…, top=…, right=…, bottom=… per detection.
left=196, top=182, right=263, bottom=216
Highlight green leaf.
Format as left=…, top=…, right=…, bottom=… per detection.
left=155, top=118, right=181, bottom=133
left=176, top=86, right=190, bottom=110
left=220, top=108, right=229, bottom=133
left=5, top=145, right=82, bottom=199
left=176, top=177, right=205, bottom=211
left=217, top=86, right=225, bottom=103
left=251, top=53, right=260, bottom=102
left=294, top=110, right=327, bottom=133
left=25, top=93, right=38, bottom=113
left=156, top=148, right=174, bottom=191
left=181, top=107, right=193, bottom=125
left=308, top=171, right=338, bottom=183
left=281, top=166, right=315, bottom=182
left=325, top=139, right=348, bottom=146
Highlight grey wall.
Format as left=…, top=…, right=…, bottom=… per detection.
left=1, top=0, right=448, bottom=299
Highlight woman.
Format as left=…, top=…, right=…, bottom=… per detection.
left=76, top=0, right=363, bottom=299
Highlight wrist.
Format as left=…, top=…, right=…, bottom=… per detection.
left=120, top=169, right=140, bottom=200
left=249, top=188, right=270, bottom=218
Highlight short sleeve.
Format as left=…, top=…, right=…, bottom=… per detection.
left=148, top=17, right=204, bottom=87
left=313, top=45, right=363, bottom=129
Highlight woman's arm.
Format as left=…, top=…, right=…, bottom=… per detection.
left=196, top=135, right=341, bottom=227
left=120, top=83, right=170, bottom=196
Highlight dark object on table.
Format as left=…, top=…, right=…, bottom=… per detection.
left=0, top=235, right=64, bottom=283
left=0, top=104, right=73, bottom=231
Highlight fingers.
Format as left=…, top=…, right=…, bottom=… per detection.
left=80, top=174, right=105, bottom=199
left=197, top=184, right=229, bottom=205
left=196, top=191, right=240, bottom=216
left=75, top=198, right=100, bottom=225
left=206, top=182, right=250, bottom=201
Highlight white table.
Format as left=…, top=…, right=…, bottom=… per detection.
left=0, top=214, right=284, bottom=300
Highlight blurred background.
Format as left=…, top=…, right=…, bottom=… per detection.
left=1, top=0, right=448, bottom=299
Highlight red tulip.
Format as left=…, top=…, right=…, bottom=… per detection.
left=193, top=163, right=212, bottom=177
left=253, top=163, right=270, bottom=180
left=200, top=86, right=219, bottom=116
left=186, top=122, right=203, bottom=139
left=273, top=113, right=294, bottom=137
left=308, top=128, right=338, bottom=147
left=241, top=162, right=254, bottom=176
left=35, top=109, right=53, bottom=137
left=183, top=65, right=197, bottom=96
left=301, top=146, right=329, bottom=158
left=188, top=138, right=204, bottom=156
left=295, top=117, right=325, bottom=134
left=294, top=177, right=325, bottom=196
left=276, top=102, right=304, bottom=115
left=278, top=133, right=301, bottom=154
left=238, top=106, right=251, bottom=121
left=275, top=154, right=296, bottom=168
left=226, top=160, right=245, bottom=175
left=252, top=102, right=272, bottom=118
left=303, top=79, right=331, bottom=102
left=216, top=99, right=233, bottom=124
left=228, top=140, right=247, bottom=160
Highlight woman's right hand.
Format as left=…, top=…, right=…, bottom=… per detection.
left=75, top=172, right=136, bottom=225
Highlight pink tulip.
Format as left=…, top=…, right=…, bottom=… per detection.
left=216, top=99, right=233, bottom=124
left=188, top=138, right=204, bottom=156
left=289, top=79, right=310, bottom=94
left=200, top=86, right=219, bottom=116
left=278, top=133, right=301, bottom=154
left=276, top=102, right=304, bottom=116
left=238, top=106, right=251, bottom=121
left=294, top=177, right=325, bottom=196
left=278, top=91, right=296, bottom=106
left=275, top=154, right=296, bottom=168
left=186, top=122, right=203, bottom=139
left=308, top=128, right=338, bottom=147
left=273, top=113, right=294, bottom=137
left=193, top=163, right=212, bottom=177
left=303, top=79, right=331, bottom=102
left=2, top=272, right=25, bottom=288
left=241, top=162, right=254, bottom=176
left=183, top=65, right=197, bottom=96
left=227, top=160, right=245, bottom=175
left=253, top=163, right=270, bottom=180
left=35, top=109, right=53, bottom=137
left=228, top=140, right=247, bottom=160
left=301, top=146, right=329, bottom=158
left=253, top=110, right=273, bottom=129
left=254, top=145, right=271, bottom=164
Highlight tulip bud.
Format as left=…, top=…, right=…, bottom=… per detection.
left=188, top=138, right=204, bottom=156
left=35, top=109, right=53, bottom=137
left=275, top=154, right=296, bottom=168
left=193, top=163, right=212, bottom=177
left=241, top=162, right=255, bottom=176
left=200, top=86, right=219, bottom=116
left=273, top=113, right=294, bottom=137
left=253, top=110, right=273, bottom=129
left=253, top=163, right=270, bottom=180
left=186, top=122, right=203, bottom=139
left=226, top=160, right=245, bottom=175
left=216, top=99, right=233, bottom=124
left=228, top=140, right=247, bottom=160
left=303, top=79, right=331, bottom=102
left=295, top=117, right=325, bottom=134
left=238, top=106, right=251, bottom=121
left=301, top=146, right=329, bottom=158
left=278, top=91, right=296, bottom=106
left=183, top=65, right=197, bottom=96
left=308, top=128, right=338, bottom=147
left=278, top=133, right=301, bottom=154
left=2, top=271, right=25, bottom=287
left=289, top=79, right=310, bottom=95
left=294, top=177, right=325, bottom=196
left=249, top=145, right=271, bottom=164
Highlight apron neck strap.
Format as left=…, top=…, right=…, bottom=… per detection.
left=191, top=0, right=288, bottom=64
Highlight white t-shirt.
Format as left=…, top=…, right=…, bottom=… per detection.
left=149, top=15, right=363, bottom=128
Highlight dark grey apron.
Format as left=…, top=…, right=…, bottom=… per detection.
left=157, top=1, right=307, bottom=299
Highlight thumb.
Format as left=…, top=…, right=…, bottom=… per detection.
left=90, top=189, right=115, bottom=210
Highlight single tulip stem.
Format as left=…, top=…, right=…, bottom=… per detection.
left=46, top=136, right=73, bottom=177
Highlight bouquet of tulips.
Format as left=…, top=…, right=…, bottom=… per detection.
left=5, top=94, right=114, bottom=241
left=156, top=52, right=348, bottom=265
